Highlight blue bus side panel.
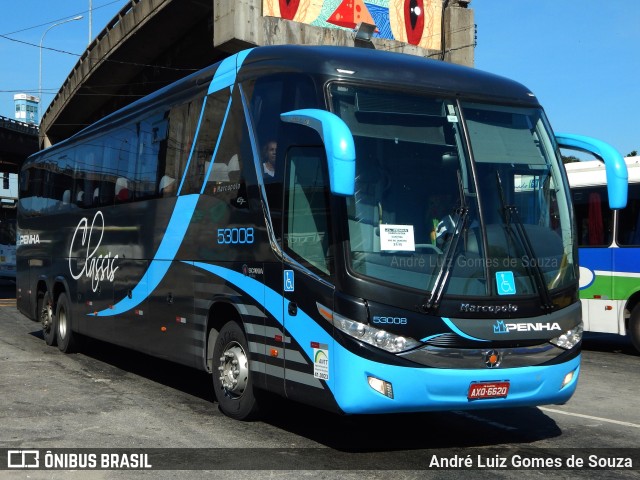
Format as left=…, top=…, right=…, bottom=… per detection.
left=579, top=247, right=640, bottom=301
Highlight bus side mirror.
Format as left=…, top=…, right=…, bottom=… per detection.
left=281, top=109, right=356, bottom=196
left=556, top=133, right=628, bottom=209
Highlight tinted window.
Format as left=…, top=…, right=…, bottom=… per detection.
left=617, top=183, right=640, bottom=246
left=180, top=92, right=225, bottom=195
left=572, top=186, right=613, bottom=247
left=284, top=147, right=333, bottom=276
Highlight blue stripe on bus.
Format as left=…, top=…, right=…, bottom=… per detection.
left=441, top=317, right=488, bottom=342
left=579, top=247, right=640, bottom=274
left=190, top=263, right=579, bottom=414
left=93, top=194, right=199, bottom=316
left=190, top=262, right=337, bottom=387
left=207, top=49, right=253, bottom=95
left=180, top=49, right=253, bottom=194
left=420, top=334, right=445, bottom=342
left=177, top=96, right=208, bottom=195
left=93, top=50, right=257, bottom=316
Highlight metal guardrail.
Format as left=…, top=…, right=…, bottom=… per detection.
left=50, top=0, right=140, bottom=117
left=0, top=116, right=39, bottom=136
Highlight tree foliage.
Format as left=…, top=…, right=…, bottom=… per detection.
left=562, top=155, right=581, bottom=164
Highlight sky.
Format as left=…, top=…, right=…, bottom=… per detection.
left=0, top=0, right=129, bottom=121
left=0, top=0, right=638, bottom=157
left=473, top=1, right=639, bottom=157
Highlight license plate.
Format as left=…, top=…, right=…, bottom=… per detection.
left=468, top=381, right=510, bottom=400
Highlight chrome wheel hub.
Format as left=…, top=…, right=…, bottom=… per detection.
left=218, top=342, right=249, bottom=397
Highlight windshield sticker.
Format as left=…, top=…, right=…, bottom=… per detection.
left=447, top=104, right=458, bottom=122
left=380, top=225, right=415, bottom=251
left=496, top=271, right=516, bottom=295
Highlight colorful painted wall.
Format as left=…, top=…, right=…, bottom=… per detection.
left=263, top=0, right=443, bottom=50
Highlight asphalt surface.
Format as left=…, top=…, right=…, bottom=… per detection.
left=0, top=280, right=638, bottom=479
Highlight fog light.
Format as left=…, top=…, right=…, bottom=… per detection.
left=367, top=376, right=394, bottom=399
left=561, top=369, right=577, bottom=388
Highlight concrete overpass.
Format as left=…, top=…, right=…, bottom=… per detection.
left=0, top=116, right=38, bottom=174
left=40, top=0, right=475, bottom=148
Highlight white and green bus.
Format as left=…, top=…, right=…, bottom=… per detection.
left=566, top=156, right=640, bottom=352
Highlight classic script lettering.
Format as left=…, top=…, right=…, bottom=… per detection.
left=69, top=211, right=119, bottom=292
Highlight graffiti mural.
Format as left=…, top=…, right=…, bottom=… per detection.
left=263, top=0, right=442, bottom=50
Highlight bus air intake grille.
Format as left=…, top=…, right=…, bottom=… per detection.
left=425, top=333, right=543, bottom=349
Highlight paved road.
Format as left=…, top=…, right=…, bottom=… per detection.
left=0, top=280, right=638, bottom=479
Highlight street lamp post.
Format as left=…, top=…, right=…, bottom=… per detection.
left=38, top=15, right=83, bottom=123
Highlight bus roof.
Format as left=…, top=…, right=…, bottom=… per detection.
left=239, top=45, right=540, bottom=106
left=29, top=45, right=542, bottom=162
left=565, top=156, right=640, bottom=187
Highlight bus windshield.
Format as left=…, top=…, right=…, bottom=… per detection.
left=330, top=84, right=575, bottom=299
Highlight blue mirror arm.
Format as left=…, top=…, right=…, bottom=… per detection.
left=281, top=109, right=356, bottom=196
left=556, top=133, right=628, bottom=209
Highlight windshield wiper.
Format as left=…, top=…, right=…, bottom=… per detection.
left=422, top=170, right=469, bottom=314
left=495, top=172, right=554, bottom=312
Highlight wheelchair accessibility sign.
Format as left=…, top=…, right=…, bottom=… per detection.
left=284, top=270, right=294, bottom=292
left=496, top=271, right=516, bottom=295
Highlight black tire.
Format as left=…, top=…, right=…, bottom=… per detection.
left=630, top=304, right=640, bottom=354
left=40, top=291, right=56, bottom=346
left=55, top=293, right=77, bottom=353
left=211, top=321, right=260, bottom=421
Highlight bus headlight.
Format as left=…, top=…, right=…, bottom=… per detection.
left=317, top=302, right=420, bottom=353
left=550, top=322, right=583, bottom=350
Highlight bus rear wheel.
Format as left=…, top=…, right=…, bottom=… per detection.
left=211, top=321, right=259, bottom=420
left=630, top=304, right=640, bottom=353
left=40, top=292, right=56, bottom=346
left=55, top=293, right=77, bottom=353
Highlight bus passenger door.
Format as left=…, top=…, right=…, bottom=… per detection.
left=280, top=146, right=336, bottom=405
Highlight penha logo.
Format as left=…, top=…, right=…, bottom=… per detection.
left=494, top=320, right=509, bottom=334
left=18, top=234, right=40, bottom=245
left=493, top=319, right=561, bottom=334
left=68, top=211, right=119, bottom=293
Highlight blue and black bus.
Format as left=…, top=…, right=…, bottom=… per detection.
left=17, top=45, right=627, bottom=420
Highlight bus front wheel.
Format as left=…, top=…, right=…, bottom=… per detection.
left=211, top=321, right=259, bottom=420
left=630, top=305, right=640, bottom=353
left=55, top=293, right=77, bottom=353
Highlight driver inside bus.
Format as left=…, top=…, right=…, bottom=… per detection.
left=428, top=193, right=455, bottom=247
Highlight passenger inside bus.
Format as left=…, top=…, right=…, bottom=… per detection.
left=262, top=140, right=277, bottom=178
left=115, top=177, right=131, bottom=202
left=159, top=175, right=176, bottom=196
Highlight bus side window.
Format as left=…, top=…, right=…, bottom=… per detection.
left=137, top=114, right=167, bottom=200
left=75, top=141, right=104, bottom=208
left=283, top=146, right=333, bottom=276
left=161, top=101, right=195, bottom=195
left=206, top=86, right=248, bottom=190
left=104, top=127, right=137, bottom=204
left=181, top=91, right=227, bottom=195
left=245, top=73, right=318, bottom=175
left=572, top=186, right=612, bottom=247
